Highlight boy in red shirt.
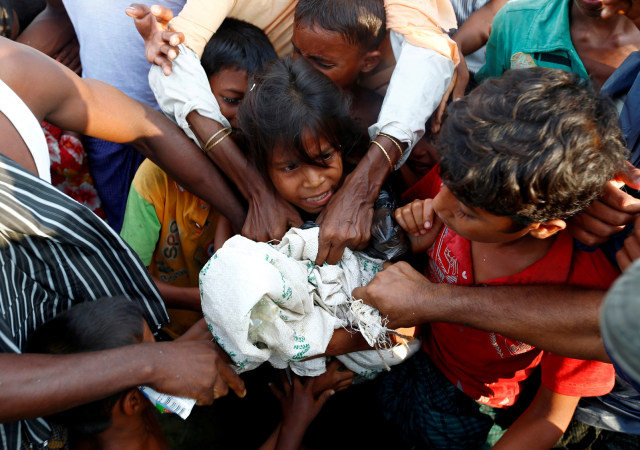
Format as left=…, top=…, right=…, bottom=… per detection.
left=388, top=67, right=627, bottom=448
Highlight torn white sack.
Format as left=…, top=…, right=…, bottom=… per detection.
left=199, top=227, right=420, bottom=378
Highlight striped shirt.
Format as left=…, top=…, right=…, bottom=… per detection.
left=448, top=0, right=491, bottom=28
left=0, top=154, right=168, bottom=449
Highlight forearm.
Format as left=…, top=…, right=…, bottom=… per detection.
left=186, top=111, right=270, bottom=202
left=452, top=0, right=508, bottom=55
left=16, top=0, right=75, bottom=56
left=427, top=283, right=608, bottom=362
left=130, top=127, right=246, bottom=232
left=0, top=347, right=157, bottom=421
left=274, top=420, right=308, bottom=450
left=15, top=45, right=247, bottom=230
left=152, top=276, right=201, bottom=311
left=493, top=387, right=579, bottom=450
left=258, top=424, right=281, bottom=450
left=370, top=32, right=454, bottom=159
left=324, top=329, right=371, bottom=356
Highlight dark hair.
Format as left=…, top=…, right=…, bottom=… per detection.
left=436, top=67, right=628, bottom=226
left=27, top=297, right=146, bottom=436
left=238, top=56, right=368, bottom=175
left=295, top=0, right=386, bottom=52
left=201, top=18, right=277, bottom=78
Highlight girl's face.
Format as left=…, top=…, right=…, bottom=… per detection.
left=268, top=130, right=343, bottom=214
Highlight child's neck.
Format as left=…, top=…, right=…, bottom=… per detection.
left=470, top=233, right=558, bottom=284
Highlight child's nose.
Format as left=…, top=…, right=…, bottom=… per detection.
left=302, top=167, right=325, bottom=187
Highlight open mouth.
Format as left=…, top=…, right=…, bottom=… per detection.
left=304, top=189, right=333, bottom=207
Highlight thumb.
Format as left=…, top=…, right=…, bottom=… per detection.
left=616, top=161, right=640, bottom=190
left=315, top=389, right=335, bottom=408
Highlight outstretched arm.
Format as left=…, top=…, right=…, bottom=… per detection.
left=352, top=262, right=609, bottom=362
left=128, top=5, right=302, bottom=241
left=0, top=339, right=245, bottom=422
left=316, top=28, right=455, bottom=264
left=0, top=37, right=246, bottom=230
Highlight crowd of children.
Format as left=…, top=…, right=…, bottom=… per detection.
left=1, top=0, right=640, bottom=449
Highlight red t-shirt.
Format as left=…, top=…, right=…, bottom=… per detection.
left=404, top=167, right=617, bottom=408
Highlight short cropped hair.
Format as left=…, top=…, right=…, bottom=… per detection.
left=295, top=0, right=386, bottom=52
left=238, top=56, right=368, bottom=175
left=201, top=18, right=277, bottom=78
left=27, top=297, right=146, bottom=436
left=436, top=67, right=629, bottom=225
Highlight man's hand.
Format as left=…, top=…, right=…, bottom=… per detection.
left=243, top=189, right=302, bottom=242
left=352, top=261, right=431, bottom=329
left=616, top=215, right=640, bottom=271
left=567, top=163, right=640, bottom=246
left=315, top=171, right=375, bottom=265
left=126, top=3, right=184, bottom=76
left=147, top=339, right=245, bottom=405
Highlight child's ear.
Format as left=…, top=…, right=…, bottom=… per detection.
left=360, top=50, right=382, bottom=74
left=121, top=388, right=148, bottom=416
left=528, top=219, right=566, bottom=239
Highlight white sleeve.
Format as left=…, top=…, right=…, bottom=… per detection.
left=148, top=44, right=229, bottom=146
left=369, top=31, right=454, bottom=168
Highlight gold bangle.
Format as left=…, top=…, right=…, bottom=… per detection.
left=376, top=132, right=404, bottom=161
left=202, top=127, right=231, bottom=154
left=204, top=129, right=232, bottom=154
left=370, top=140, right=393, bottom=171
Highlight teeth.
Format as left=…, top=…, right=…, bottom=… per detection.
left=307, top=192, right=328, bottom=202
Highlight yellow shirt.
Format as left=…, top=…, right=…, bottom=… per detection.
left=121, top=159, right=219, bottom=337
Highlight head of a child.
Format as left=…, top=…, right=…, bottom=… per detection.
left=434, top=67, right=628, bottom=244
left=238, top=56, right=367, bottom=215
left=292, top=0, right=385, bottom=89
left=201, top=18, right=277, bottom=129
left=27, top=297, right=154, bottom=438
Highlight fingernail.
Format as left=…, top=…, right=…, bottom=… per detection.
left=424, top=221, right=431, bottom=228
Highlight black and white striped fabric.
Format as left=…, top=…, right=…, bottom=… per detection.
left=0, top=154, right=168, bottom=449
left=448, top=0, right=491, bottom=29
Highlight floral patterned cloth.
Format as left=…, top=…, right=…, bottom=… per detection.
left=43, top=122, right=105, bottom=219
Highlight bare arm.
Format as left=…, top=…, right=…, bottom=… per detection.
left=315, top=137, right=400, bottom=264
left=493, top=386, right=579, bottom=449
left=152, top=275, right=201, bottom=311
left=0, top=339, right=245, bottom=422
left=352, top=261, right=609, bottom=362
left=16, top=0, right=79, bottom=73
left=453, top=0, right=509, bottom=57
left=0, top=37, right=245, bottom=230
